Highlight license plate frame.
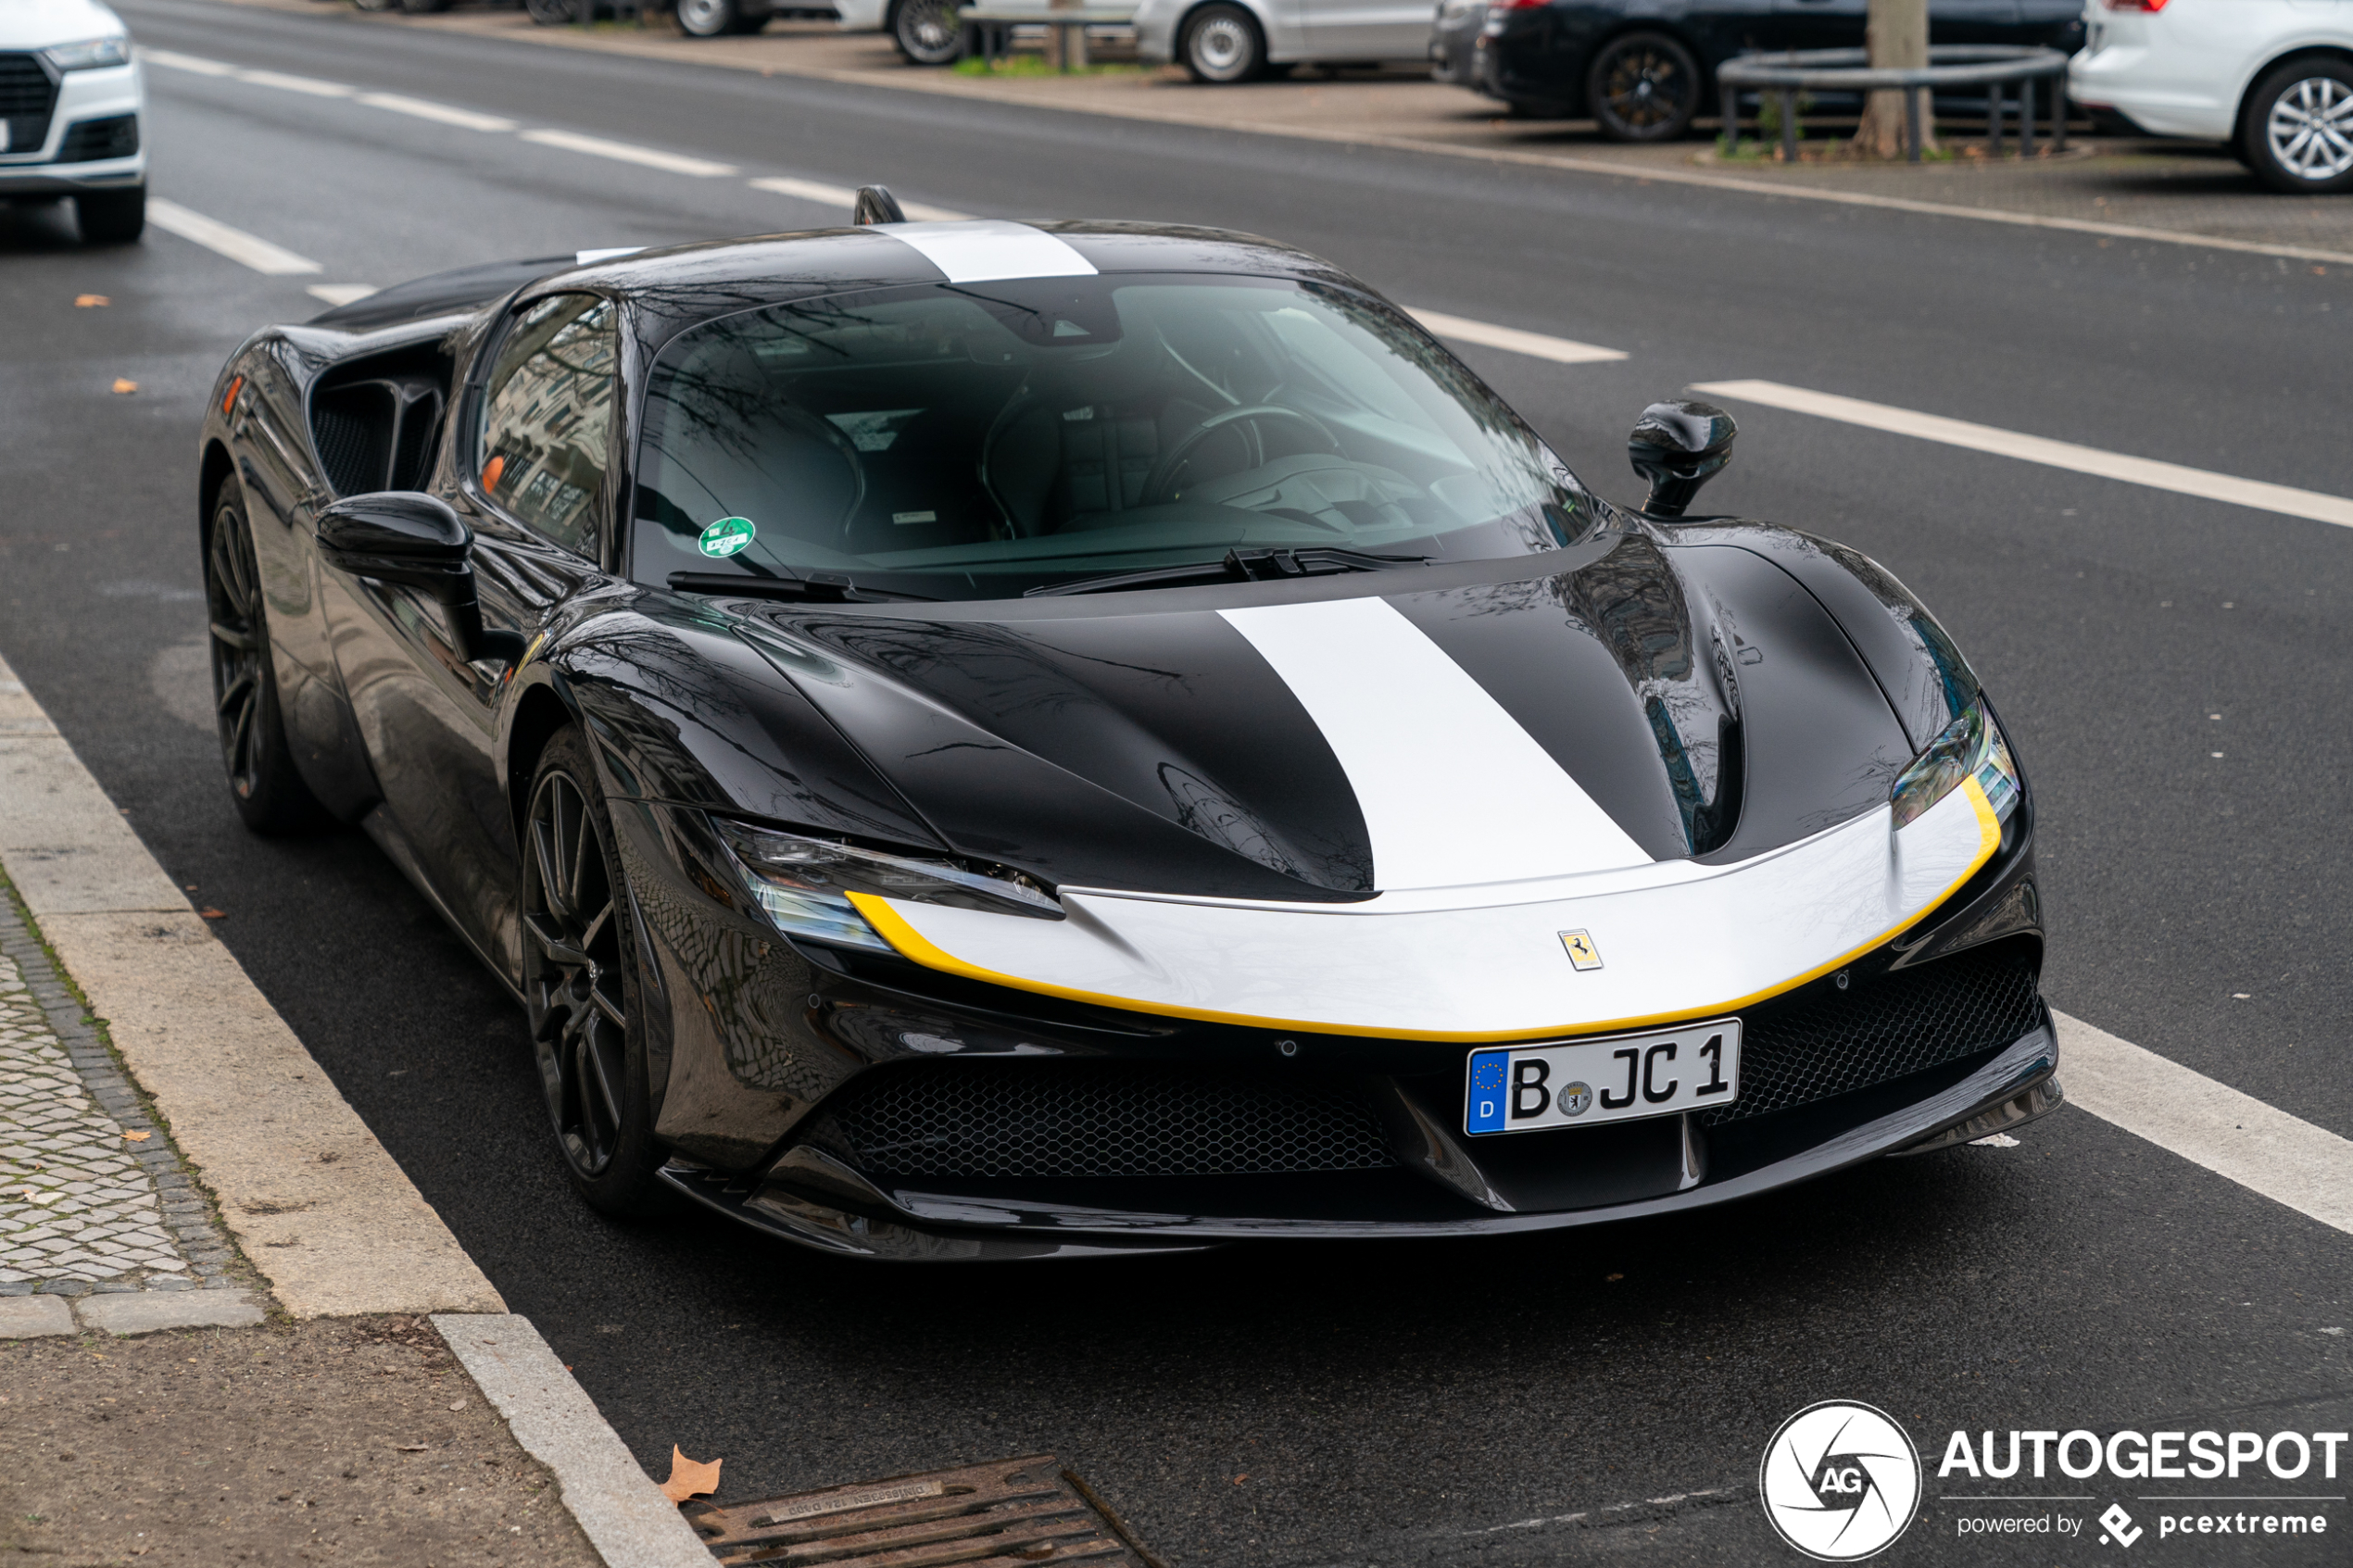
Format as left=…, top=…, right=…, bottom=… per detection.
left=1465, top=1020, right=1742, bottom=1135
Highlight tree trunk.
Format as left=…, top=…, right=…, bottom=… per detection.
left=1854, top=0, right=1933, bottom=159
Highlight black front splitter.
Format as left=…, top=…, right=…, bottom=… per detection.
left=658, top=1022, right=2060, bottom=1261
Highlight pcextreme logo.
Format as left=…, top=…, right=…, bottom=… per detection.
left=1760, top=1400, right=1924, bottom=1562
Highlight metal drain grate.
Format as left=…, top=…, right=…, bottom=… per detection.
left=685, top=1455, right=1160, bottom=1567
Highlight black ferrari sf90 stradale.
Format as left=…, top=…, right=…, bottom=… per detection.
left=197, top=194, right=2057, bottom=1260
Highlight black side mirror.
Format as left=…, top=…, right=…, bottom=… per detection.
left=1628, top=399, right=1736, bottom=518
left=317, top=493, right=525, bottom=666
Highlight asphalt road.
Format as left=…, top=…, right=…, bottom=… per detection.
left=4, top=4, right=2350, bottom=1562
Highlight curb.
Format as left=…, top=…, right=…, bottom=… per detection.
left=0, top=655, right=698, bottom=1565
left=0, top=657, right=501, bottom=1320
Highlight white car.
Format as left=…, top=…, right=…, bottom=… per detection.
left=1135, top=0, right=1430, bottom=82
left=2070, top=0, right=2353, bottom=194
left=0, top=0, right=145, bottom=240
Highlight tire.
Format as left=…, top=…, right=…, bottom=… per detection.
left=397, top=0, right=450, bottom=13
left=2242, top=57, right=2353, bottom=195
left=1586, top=30, right=1700, bottom=144
left=890, top=0, right=968, bottom=65
left=522, top=728, right=670, bottom=1216
left=524, top=0, right=582, bottom=24
left=352, top=0, right=397, bottom=11
left=206, top=480, right=326, bottom=834
left=1180, top=3, right=1265, bottom=84
left=74, top=185, right=145, bottom=245
left=674, top=0, right=739, bottom=36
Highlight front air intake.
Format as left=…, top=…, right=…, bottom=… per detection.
left=817, top=1061, right=1397, bottom=1180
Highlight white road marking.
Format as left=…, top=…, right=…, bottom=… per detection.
left=136, top=47, right=236, bottom=75
left=306, top=283, right=380, bottom=307
left=1408, top=308, right=1627, bottom=365
left=2055, top=1010, right=2353, bottom=1238
left=517, top=128, right=736, bottom=177
left=145, top=199, right=321, bottom=276
left=355, top=92, right=516, bottom=132
left=236, top=68, right=354, bottom=98
left=1220, top=596, right=1652, bottom=888
left=1693, top=379, right=2353, bottom=531
left=746, top=175, right=971, bottom=222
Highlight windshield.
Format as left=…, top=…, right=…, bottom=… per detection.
left=631, top=274, right=1595, bottom=600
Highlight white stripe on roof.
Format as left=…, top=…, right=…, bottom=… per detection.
left=877, top=220, right=1096, bottom=283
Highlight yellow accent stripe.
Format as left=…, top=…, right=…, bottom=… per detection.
left=845, top=781, right=2006, bottom=1043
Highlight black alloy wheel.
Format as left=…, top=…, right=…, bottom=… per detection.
left=1587, top=31, right=1700, bottom=143
left=1181, top=3, right=1265, bottom=83
left=75, top=186, right=145, bottom=245
left=2244, top=58, right=2353, bottom=195
left=522, top=728, right=667, bottom=1215
left=205, top=481, right=322, bottom=833
left=891, top=0, right=969, bottom=66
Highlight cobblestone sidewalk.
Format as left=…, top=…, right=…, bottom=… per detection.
left=0, top=892, right=244, bottom=1300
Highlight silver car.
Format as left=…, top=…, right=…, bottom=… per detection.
left=1136, top=0, right=1434, bottom=82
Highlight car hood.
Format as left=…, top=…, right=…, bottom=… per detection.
left=0, top=0, right=124, bottom=49
left=729, top=527, right=1921, bottom=904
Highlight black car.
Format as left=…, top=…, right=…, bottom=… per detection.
left=1459, top=0, right=2085, bottom=141
left=196, top=199, right=2057, bottom=1261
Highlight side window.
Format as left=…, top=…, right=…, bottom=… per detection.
left=475, top=294, right=618, bottom=559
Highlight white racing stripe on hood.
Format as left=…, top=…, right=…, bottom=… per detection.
left=1220, top=596, right=1653, bottom=890
left=876, top=220, right=1097, bottom=283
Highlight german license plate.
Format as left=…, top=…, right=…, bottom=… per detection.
left=1465, top=1021, right=1741, bottom=1135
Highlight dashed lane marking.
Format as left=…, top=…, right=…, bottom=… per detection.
left=233, top=68, right=353, bottom=98
left=355, top=92, right=517, bottom=132
left=306, top=283, right=381, bottom=307
left=1693, top=380, right=2353, bottom=531
left=2054, top=1011, right=2353, bottom=1238
left=747, top=175, right=970, bottom=222
left=515, top=127, right=736, bottom=177
left=145, top=198, right=321, bottom=276
left=1408, top=308, right=1627, bottom=366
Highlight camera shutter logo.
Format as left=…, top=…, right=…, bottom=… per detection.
left=1758, top=1400, right=1921, bottom=1561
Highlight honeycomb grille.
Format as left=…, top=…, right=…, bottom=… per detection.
left=822, top=1063, right=1397, bottom=1180
left=0, top=53, right=57, bottom=147
left=1703, top=938, right=2042, bottom=1125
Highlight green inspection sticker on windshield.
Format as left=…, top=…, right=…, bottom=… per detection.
left=698, top=517, right=757, bottom=558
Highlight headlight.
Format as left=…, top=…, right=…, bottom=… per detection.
left=44, top=36, right=132, bottom=70
left=714, top=819, right=1060, bottom=952
left=1889, top=699, right=2020, bottom=831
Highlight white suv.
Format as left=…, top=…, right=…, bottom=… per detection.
left=2070, top=0, right=2353, bottom=194
left=0, top=0, right=145, bottom=241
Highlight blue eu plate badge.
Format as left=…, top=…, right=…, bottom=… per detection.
left=1466, top=1051, right=1510, bottom=1134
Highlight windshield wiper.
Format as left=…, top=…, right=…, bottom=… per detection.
left=667, top=571, right=933, bottom=604
left=1024, top=547, right=1431, bottom=598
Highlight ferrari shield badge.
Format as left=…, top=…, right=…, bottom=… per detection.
left=698, top=516, right=757, bottom=558
left=1559, top=930, right=1603, bottom=972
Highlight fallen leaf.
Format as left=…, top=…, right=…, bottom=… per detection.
left=123, top=1130, right=151, bottom=1142
left=77, top=294, right=110, bottom=307
left=199, top=908, right=227, bottom=920
left=660, top=1447, right=722, bottom=1504
left=1232, top=1474, right=1249, bottom=1485
left=1605, top=1273, right=1624, bottom=1282
left=112, top=378, right=138, bottom=394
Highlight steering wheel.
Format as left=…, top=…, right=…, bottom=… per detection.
left=1142, top=405, right=1341, bottom=505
